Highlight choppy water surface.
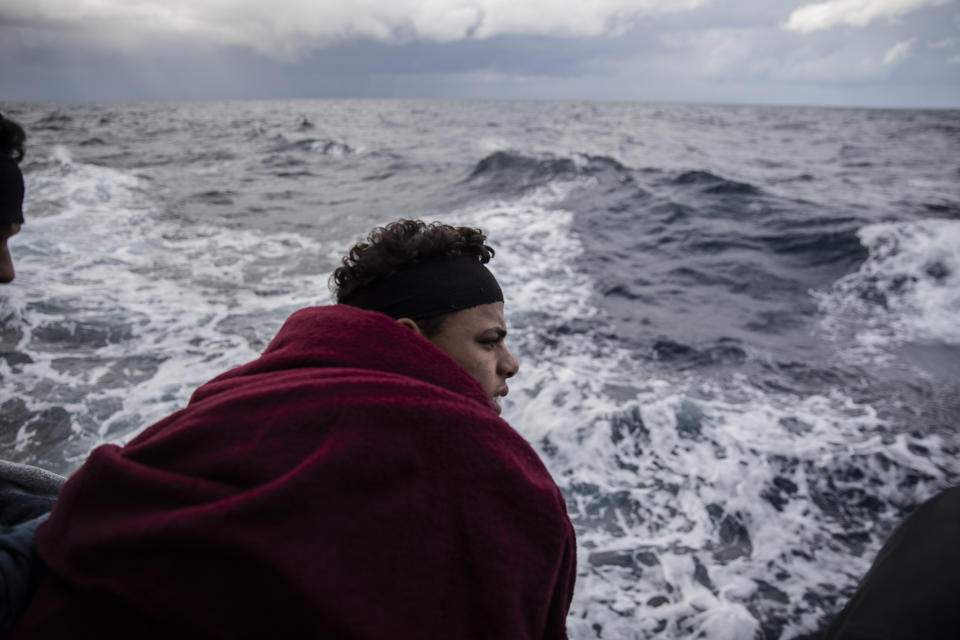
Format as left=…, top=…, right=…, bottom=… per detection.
left=1, top=100, right=958, bottom=639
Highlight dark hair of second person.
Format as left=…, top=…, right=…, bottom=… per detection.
left=0, top=113, right=26, bottom=284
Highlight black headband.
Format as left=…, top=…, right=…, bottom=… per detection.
left=339, top=255, right=503, bottom=320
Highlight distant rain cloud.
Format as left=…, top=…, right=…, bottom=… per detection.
left=1, top=0, right=709, bottom=60
left=783, top=0, right=950, bottom=33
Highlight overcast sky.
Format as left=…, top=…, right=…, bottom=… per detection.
left=1, top=0, right=958, bottom=107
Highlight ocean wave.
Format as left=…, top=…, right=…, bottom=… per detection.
left=2, top=148, right=339, bottom=473
left=466, top=150, right=630, bottom=196
left=816, top=218, right=960, bottom=351
left=183, top=190, right=237, bottom=206
left=649, top=338, right=748, bottom=369
left=30, top=111, right=74, bottom=132
left=758, top=228, right=868, bottom=267
left=922, top=199, right=960, bottom=219
left=4, top=99, right=958, bottom=640
left=267, top=137, right=354, bottom=156
left=560, top=378, right=948, bottom=640
left=22, top=145, right=148, bottom=218
left=296, top=115, right=314, bottom=131
left=671, top=170, right=761, bottom=196
left=433, top=184, right=955, bottom=639
left=186, top=150, right=238, bottom=164
left=78, top=137, right=109, bottom=147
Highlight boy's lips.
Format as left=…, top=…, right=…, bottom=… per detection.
left=490, top=385, right=509, bottom=414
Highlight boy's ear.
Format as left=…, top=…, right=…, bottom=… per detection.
left=396, top=318, right=423, bottom=335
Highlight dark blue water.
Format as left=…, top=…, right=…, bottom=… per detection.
left=2, top=100, right=959, bottom=639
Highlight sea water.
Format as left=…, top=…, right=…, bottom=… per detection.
left=1, top=100, right=958, bottom=638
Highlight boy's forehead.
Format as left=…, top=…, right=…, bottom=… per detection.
left=447, top=301, right=506, bottom=332
left=472, top=300, right=505, bottom=320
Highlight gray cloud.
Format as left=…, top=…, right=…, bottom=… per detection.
left=0, top=0, right=957, bottom=106
left=784, top=0, right=951, bottom=33
left=0, top=0, right=709, bottom=61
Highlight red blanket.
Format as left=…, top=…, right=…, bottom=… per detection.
left=13, top=305, right=576, bottom=639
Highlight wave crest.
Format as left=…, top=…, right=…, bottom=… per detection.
left=467, top=150, right=629, bottom=195
left=817, top=219, right=960, bottom=349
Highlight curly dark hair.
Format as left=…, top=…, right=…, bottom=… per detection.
left=0, top=113, right=26, bottom=163
left=331, top=219, right=496, bottom=337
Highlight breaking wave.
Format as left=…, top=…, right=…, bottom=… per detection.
left=0, top=147, right=337, bottom=472
left=816, top=219, right=960, bottom=352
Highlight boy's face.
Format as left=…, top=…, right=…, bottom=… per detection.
left=426, top=301, right=519, bottom=415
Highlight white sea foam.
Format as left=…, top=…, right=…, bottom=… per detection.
left=816, top=219, right=960, bottom=357
left=443, top=188, right=952, bottom=638
left=4, top=147, right=955, bottom=637
left=3, top=149, right=338, bottom=469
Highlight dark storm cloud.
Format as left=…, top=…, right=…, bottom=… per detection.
left=0, top=0, right=957, bottom=106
